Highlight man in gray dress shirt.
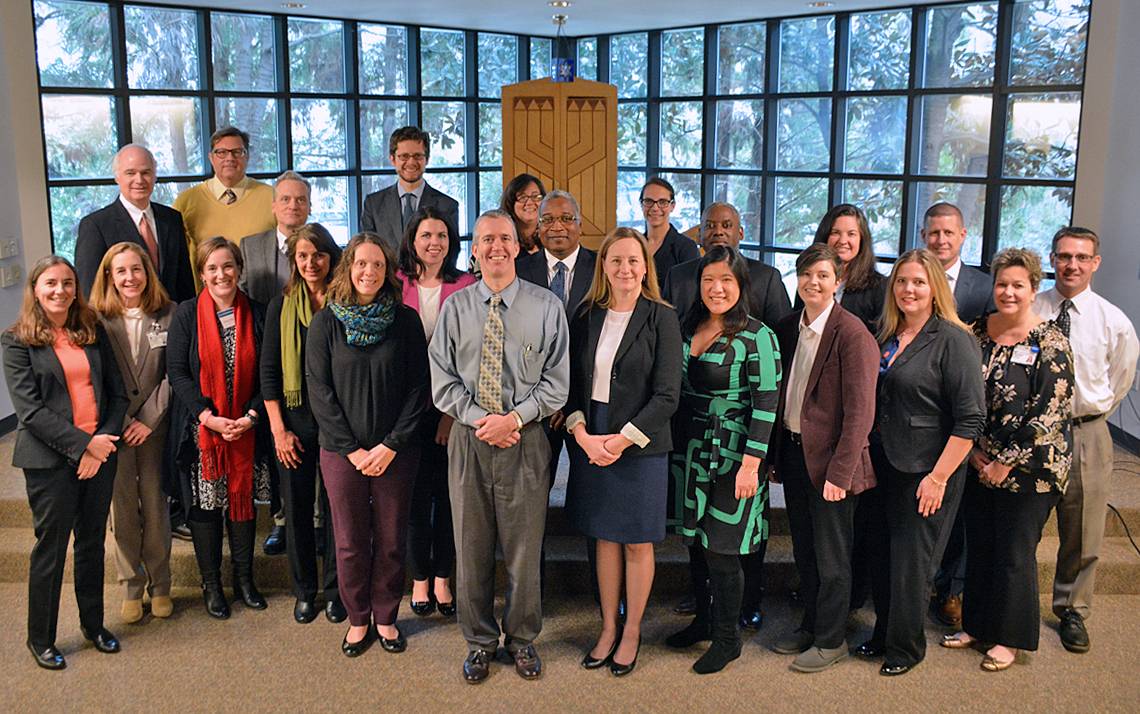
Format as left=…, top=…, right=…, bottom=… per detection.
left=428, top=209, right=569, bottom=684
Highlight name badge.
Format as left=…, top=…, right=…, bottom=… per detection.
left=218, top=308, right=236, bottom=330
left=147, top=330, right=168, bottom=349
left=1011, top=344, right=1038, bottom=366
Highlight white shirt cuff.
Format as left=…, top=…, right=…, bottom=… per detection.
left=564, top=410, right=586, bottom=434
left=620, top=422, right=650, bottom=449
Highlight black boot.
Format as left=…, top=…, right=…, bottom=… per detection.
left=666, top=579, right=712, bottom=648
left=228, top=518, right=267, bottom=610
left=693, top=559, right=743, bottom=674
left=189, top=520, right=229, bottom=619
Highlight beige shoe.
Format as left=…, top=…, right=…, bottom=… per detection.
left=121, top=599, right=144, bottom=623
left=151, top=596, right=174, bottom=618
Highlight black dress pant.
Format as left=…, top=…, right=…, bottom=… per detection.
left=780, top=434, right=858, bottom=649
left=407, top=437, right=455, bottom=582
left=24, top=460, right=116, bottom=647
left=933, top=503, right=967, bottom=599
left=280, top=431, right=338, bottom=602
left=962, top=475, right=1058, bottom=651
left=872, top=445, right=965, bottom=667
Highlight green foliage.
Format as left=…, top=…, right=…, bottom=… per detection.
left=577, top=38, right=598, bottom=81
left=479, top=103, right=502, bottom=165
left=291, top=99, right=347, bottom=171
left=774, top=177, right=829, bottom=248
left=717, top=22, right=765, bottom=95
left=359, top=24, right=408, bottom=95
left=923, top=3, right=997, bottom=88
left=1010, top=0, right=1089, bottom=85
left=34, top=0, right=112, bottom=88
left=617, top=104, right=647, bottom=165
left=843, top=179, right=903, bottom=254
left=661, top=28, right=703, bottom=97
left=715, top=100, right=763, bottom=170
left=659, top=101, right=702, bottom=168
left=779, top=16, right=834, bottom=93
left=213, top=13, right=276, bottom=92
left=421, top=29, right=465, bottom=96
left=216, top=97, right=281, bottom=174
left=422, top=101, right=466, bottom=166
left=998, top=185, right=1073, bottom=257
left=845, top=96, right=906, bottom=174
left=479, top=34, right=517, bottom=98
left=777, top=98, right=831, bottom=172
left=530, top=38, right=552, bottom=79
left=360, top=100, right=409, bottom=169
left=849, top=10, right=911, bottom=90
left=125, top=6, right=200, bottom=90
left=610, top=33, right=647, bottom=98
left=288, top=18, right=345, bottom=93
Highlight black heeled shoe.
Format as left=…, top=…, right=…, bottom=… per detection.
left=581, top=629, right=621, bottom=669
left=609, top=635, right=640, bottom=677
left=377, top=625, right=407, bottom=653
left=341, top=626, right=375, bottom=657
left=234, top=579, right=267, bottom=610
left=201, top=582, right=230, bottom=620
left=27, top=641, right=66, bottom=670
left=410, top=598, right=436, bottom=617
left=437, top=599, right=457, bottom=618
left=852, top=640, right=885, bottom=658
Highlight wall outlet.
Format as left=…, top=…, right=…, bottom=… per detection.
left=0, top=263, right=21, bottom=288
left=0, top=239, right=17, bottom=259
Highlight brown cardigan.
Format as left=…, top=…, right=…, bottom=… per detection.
left=770, top=302, right=880, bottom=494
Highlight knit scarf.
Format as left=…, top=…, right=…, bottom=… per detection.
left=328, top=295, right=395, bottom=347
left=280, top=287, right=313, bottom=408
left=196, top=290, right=257, bottom=522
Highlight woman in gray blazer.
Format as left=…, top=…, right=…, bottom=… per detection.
left=90, top=243, right=175, bottom=625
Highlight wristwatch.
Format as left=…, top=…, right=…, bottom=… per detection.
left=245, top=409, right=260, bottom=426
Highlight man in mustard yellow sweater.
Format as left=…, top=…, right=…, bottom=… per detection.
left=174, top=126, right=274, bottom=286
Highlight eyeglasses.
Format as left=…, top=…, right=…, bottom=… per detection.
left=640, top=198, right=674, bottom=210
left=211, top=147, right=248, bottom=159
left=516, top=193, right=544, bottom=205
left=395, top=152, right=427, bottom=163
left=539, top=213, right=578, bottom=226
left=1053, top=252, right=1097, bottom=264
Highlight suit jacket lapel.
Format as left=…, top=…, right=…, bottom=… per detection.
left=384, top=187, right=402, bottom=241
left=568, top=251, right=593, bottom=312
left=113, top=200, right=143, bottom=248
left=804, top=309, right=840, bottom=399
left=613, top=297, right=650, bottom=365
left=585, top=306, right=605, bottom=385
left=890, top=317, right=939, bottom=372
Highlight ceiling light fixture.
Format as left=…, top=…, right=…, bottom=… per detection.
left=806, top=1, right=834, bottom=7
left=281, top=2, right=306, bottom=9
left=549, top=1, right=572, bottom=8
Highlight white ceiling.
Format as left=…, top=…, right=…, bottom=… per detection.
left=145, top=0, right=917, bottom=36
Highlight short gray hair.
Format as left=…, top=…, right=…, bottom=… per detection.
left=111, top=144, right=156, bottom=174
left=275, top=170, right=311, bottom=197
left=473, top=209, right=518, bottom=242
left=539, top=189, right=580, bottom=222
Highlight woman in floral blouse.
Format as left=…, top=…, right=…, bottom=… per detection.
left=941, top=248, right=1073, bottom=672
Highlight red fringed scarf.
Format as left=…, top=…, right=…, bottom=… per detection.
left=197, top=289, right=257, bottom=522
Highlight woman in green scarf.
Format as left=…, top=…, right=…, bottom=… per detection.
left=260, top=223, right=343, bottom=624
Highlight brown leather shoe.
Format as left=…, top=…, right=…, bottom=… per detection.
left=513, top=644, right=542, bottom=680
left=463, top=648, right=493, bottom=684
left=939, top=594, right=963, bottom=628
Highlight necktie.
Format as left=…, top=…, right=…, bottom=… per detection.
left=222, top=189, right=237, bottom=205
left=1056, top=298, right=1073, bottom=338
left=476, top=294, right=504, bottom=414
left=138, top=214, right=160, bottom=270
left=550, top=261, right=567, bottom=305
left=402, top=193, right=416, bottom=229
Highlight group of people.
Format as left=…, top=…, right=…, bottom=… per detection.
left=3, top=124, right=1136, bottom=684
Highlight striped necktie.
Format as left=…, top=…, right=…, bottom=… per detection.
left=476, top=294, right=504, bottom=414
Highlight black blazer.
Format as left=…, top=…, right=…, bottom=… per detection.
left=75, top=199, right=196, bottom=303
left=954, top=263, right=994, bottom=325
left=360, top=183, right=461, bottom=254
left=516, top=246, right=598, bottom=317
left=2, top=326, right=128, bottom=469
left=564, top=297, right=682, bottom=456
left=875, top=315, right=985, bottom=474
left=652, top=224, right=701, bottom=282
left=664, top=256, right=792, bottom=328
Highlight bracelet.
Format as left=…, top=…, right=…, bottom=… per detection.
left=930, top=477, right=948, bottom=488
left=510, top=411, right=524, bottom=430
left=246, top=410, right=259, bottom=426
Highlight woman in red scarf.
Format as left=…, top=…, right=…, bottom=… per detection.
left=167, top=236, right=270, bottom=619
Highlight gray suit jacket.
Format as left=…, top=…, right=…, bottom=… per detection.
left=954, top=263, right=994, bottom=325
left=359, top=182, right=461, bottom=253
left=100, top=302, right=175, bottom=431
left=239, top=229, right=291, bottom=306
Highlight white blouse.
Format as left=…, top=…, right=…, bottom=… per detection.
left=590, top=308, right=634, bottom=403
left=417, top=283, right=443, bottom=341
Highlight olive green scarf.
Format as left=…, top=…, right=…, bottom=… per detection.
left=281, top=287, right=314, bottom=408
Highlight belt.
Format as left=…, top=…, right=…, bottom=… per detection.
left=1072, top=413, right=1105, bottom=425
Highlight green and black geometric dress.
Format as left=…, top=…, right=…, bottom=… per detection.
left=667, top=317, right=782, bottom=555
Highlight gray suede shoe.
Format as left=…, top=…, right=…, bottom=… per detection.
left=771, top=628, right=814, bottom=655
left=791, top=644, right=849, bottom=673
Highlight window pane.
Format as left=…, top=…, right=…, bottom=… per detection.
left=530, top=38, right=552, bottom=79
left=659, top=102, right=703, bottom=169
left=34, top=0, right=113, bottom=88
left=998, top=185, right=1073, bottom=256
left=842, top=179, right=902, bottom=256
left=479, top=34, right=517, bottom=98
left=845, top=96, right=907, bottom=174
left=661, top=28, right=703, bottom=97
left=910, top=181, right=984, bottom=264
left=617, top=170, right=646, bottom=226
left=1003, top=92, right=1081, bottom=180
left=779, top=16, right=834, bottom=93
left=577, top=38, right=597, bottom=81
left=715, top=100, right=764, bottom=170
left=42, top=94, right=116, bottom=179
left=359, top=24, right=408, bottom=95
left=773, top=176, right=829, bottom=249
left=923, top=3, right=998, bottom=88
left=212, top=13, right=275, bottom=92
left=422, top=101, right=466, bottom=167
left=150, top=180, right=197, bottom=206
left=124, top=6, right=199, bottom=90
left=421, top=29, right=465, bottom=96
left=426, top=172, right=468, bottom=234
left=479, top=170, right=503, bottom=213
left=656, top=172, right=702, bottom=232
left=849, top=10, right=911, bottom=91
left=291, top=98, right=347, bottom=171
left=216, top=98, right=279, bottom=174
left=129, top=96, right=202, bottom=175
left=479, top=102, right=502, bottom=165
left=610, top=33, right=648, bottom=98
left=917, top=94, right=992, bottom=176
left=777, top=98, right=832, bottom=172
left=617, top=103, right=648, bottom=165
left=766, top=251, right=800, bottom=302
left=717, top=22, right=765, bottom=95
left=360, top=100, right=409, bottom=170
left=310, top=176, right=351, bottom=245
left=713, top=174, right=763, bottom=244
left=362, top=174, right=397, bottom=203
left=1010, top=0, right=1089, bottom=86
left=50, top=185, right=115, bottom=261
left=289, top=18, right=345, bottom=93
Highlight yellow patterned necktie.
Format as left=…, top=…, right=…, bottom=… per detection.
left=476, top=294, right=504, bottom=414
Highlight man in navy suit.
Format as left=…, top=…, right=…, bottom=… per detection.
left=921, top=201, right=995, bottom=628
left=75, top=144, right=195, bottom=302
left=360, top=126, right=461, bottom=252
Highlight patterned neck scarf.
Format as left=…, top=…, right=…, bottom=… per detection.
left=329, top=294, right=396, bottom=346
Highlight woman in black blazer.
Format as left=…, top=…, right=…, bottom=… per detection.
left=2, top=255, right=128, bottom=670
left=811, top=204, right=887, bottom=333
left=857, top=248, right=985, bottom=676
left=564, top=227, right=682, bottom=676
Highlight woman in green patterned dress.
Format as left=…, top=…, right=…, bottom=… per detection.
left=667, top=245, right=782, bottom=674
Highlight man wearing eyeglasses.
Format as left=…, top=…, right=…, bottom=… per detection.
left=173, top=126, right=275, bottom=285
left=640, top=177, right=700, bottom=281
left=360, top=125, right=461, bottom=254
left=1034, top=226, right=1137, bottom=655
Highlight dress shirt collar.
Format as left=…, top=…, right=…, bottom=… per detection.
left=944, top=258, right=962, bottom=284
left=799, top=299, right=835, bottom=337
left=476, top=276, right=521, bottom=308
left=118, top=194, right=154, bottom=226
left=1040, top=286, right=1094, bottom=313
left=276, top=230, right=290, bottom=255
left=397, top=182, right=426, bottom=200
left=546, top=245, right=580, bottom=275
left=208, top=176, right=248, bottom=202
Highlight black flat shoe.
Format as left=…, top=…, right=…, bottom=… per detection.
left=463, top=648, right=493, bottom=684
left=202, top=582, right=230, bottom=619
left=294, top=599, right=318, bottom=624
left=378, top=625, right=407, bottom=653
left=80, top=627, right=121, bottom=654
left=437, top=600, right=457, bottom=618
left=665, top=618, right=711, bottom=648
left=581, top=630, right=621, bottom=669
left=610, top=635, right=640, bottom=677
left=880, top=662, right=913, bottom=676
left=325, top=598, right=347, bottom=623
left=27, top=641, right=66, bottom=670
left=852, top=640, right=885, bottom=658
left=410, top=599, right=436, bottom=617
left=341, top=627, right=375, bottom=657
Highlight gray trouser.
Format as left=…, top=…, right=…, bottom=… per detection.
left=110, top=431, right=172, bottom=600
left=1052, top=416, right=1113, bottom=619
left=448, top=422, right=550, bottom=653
